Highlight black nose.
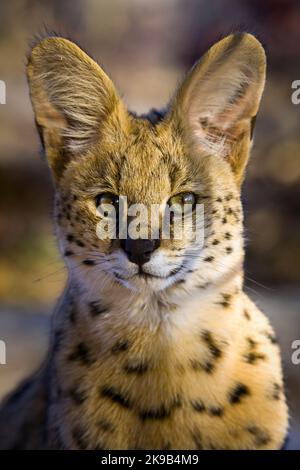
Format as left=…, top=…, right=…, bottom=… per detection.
left=120, top=238, right=160, bottom=266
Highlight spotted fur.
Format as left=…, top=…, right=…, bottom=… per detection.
left=0, top=33, right=288, bottom=450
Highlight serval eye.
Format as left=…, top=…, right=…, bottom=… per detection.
left=96, top=193, right=119, bottom=211
left=168, top=192, right=196, bottom=214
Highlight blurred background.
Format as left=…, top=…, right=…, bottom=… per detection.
left=0, top=0, right=299, bottom=449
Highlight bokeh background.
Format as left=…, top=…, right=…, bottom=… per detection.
left=0, top=0, right=299, bottom=449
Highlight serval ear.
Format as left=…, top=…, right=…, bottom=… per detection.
left=169, top=33, right=266, bottom=186
left=27, top=37, right=127, bottom=180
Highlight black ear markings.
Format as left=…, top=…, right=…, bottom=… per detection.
left=250, top=115, right=257, bottom=140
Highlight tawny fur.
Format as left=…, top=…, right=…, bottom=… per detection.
left=0, top=33, right=288, bottom=450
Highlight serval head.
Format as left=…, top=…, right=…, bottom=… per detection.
left=27, top=33, right=265, bottom=293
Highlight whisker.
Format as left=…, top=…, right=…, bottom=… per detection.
left=244, top=274, right=273, bottom=291
left=33, top=266, right=67, bottom=283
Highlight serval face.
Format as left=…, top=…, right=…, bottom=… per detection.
left=27, top=33, right=265, bottom=292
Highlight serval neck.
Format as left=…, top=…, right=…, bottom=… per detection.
left=54, top=265, right=244, bottom=346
